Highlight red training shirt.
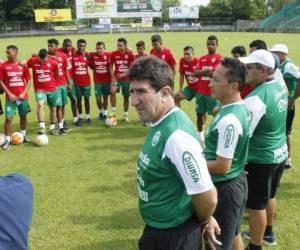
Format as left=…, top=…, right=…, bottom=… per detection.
left=179, top=57, right=201, bottom=92
left=90, top=52, right=112, bottom=84
left=72, top=52, right=91, bottom=86
left=150, top=47, right=176, bottom=69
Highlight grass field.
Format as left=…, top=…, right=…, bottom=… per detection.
left=0, top=32, right=300, bottom=249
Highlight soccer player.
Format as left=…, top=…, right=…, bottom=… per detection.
left=90, top=41, right=112, bottom=121
left=110, top=38, right=135, bottom=122
left=57, top=38, right=78, bottom=126
left=205, top=58, right=250, bottom=250
left=27, top=49, right=59, bottom=135
left=270, top=43, right=300, bottom=170
left=127, top=55, right=218, bottom=250
left=239, top=50, right=288, bottom=250
left=194, top=35, right=222, bottom=143
left=0, top=58, right=3, bottom=116
left=135, top=40, right=148, bottom=59
left=0, top=45, right=31, bottom=150
left=231, top=45, right=246, bottom=59
left=0, top=174, right=33, bottom=249
left=150, top=34, right=176, bottom=74
left=47, top=39, right=70, bottom=135
left=72, top=39, right=92, bottom=125
left=175, top=46, right=205, bottom=138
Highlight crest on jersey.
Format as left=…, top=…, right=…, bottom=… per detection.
left=212, top=58, right=216, bottom=63
left=58, top=57, right=62, bottom=62
left=152, top=131, right=161, bottom=147
left=125, top=55, right=128, bottom=59
left=104, top=56, right=107, bottom=60
left=162, top=55, right=166, bottom=60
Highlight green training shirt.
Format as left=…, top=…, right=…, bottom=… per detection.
left=137, top=107, right=213, bottom=229
left=279, top=58, right=300, bottom=98
left=204, top=102, right=251, bottom=183
left=244, top=79, right=288, bottom=164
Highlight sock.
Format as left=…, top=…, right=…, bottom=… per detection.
left=111, top=107, right=116, bottom=113
left=124, top=112, right=129, bottom=117
left=248, top=243, right=262, bottom=250
left=99, top=108, right=104, bottom=114
left=20, top=130, right=26, bottom=137
left=39, top=122, right=46, bottom=129
left=86, top=114, right=90, bottom=119
left=73, top=117, right=78, bottom=123
left=103, top=110, right=108, bottom=116
left=62, top=119, right=65, bottom=124
left=265, top=225, right=273, bottom=235
left=5, top=136, right=11, bottom=142
left=49, top=123, right=55, bottom=130
left=79, top=113, right=83, bottom=119
left=58, top=122, right=64, bottom=129
left=198, top=131, right=205, bottom=140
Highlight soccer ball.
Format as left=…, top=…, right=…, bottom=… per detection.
left=11, top=132, right=24, bottom=145
left=0, top=133, right=5, bottom=146
left=35, top=134, right=49, bottom=146
left=105, top=116, right=117, bottom=127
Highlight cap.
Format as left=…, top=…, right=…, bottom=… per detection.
left=269, top=44, right=288, bottom=54
left=239, top=49, right=275, bottom=69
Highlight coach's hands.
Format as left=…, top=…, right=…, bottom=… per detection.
left=203, top=217, right=222, bottom=250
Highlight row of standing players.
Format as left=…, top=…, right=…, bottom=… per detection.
left=0, top=34, right=221, bottom=150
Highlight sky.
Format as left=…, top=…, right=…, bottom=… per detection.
left=181, top=0, right=210, bottom=7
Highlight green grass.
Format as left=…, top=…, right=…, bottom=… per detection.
left=0, top=32, right=300, bottom=249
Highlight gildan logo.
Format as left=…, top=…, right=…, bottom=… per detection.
left=182, top=151, right=201, bottom=183
left=151, top=131, right=161, bottom=147
left=224, top=124, right=234, bottom=148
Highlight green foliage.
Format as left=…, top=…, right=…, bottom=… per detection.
left=250, top=0, right=268, bottom=20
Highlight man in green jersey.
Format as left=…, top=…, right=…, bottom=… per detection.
left=127, top=55, right=218, bottom=250
left=270, top=43, right=300, bottom=170
left=205, top=58, right=250, bottom=250
left=239, top=50, right=288, bottom=250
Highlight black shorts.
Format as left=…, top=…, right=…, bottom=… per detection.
left=286, top=106, right=295, bottom=135
left=212, top=172, right=248, bottom=250
left=245, top=161, right=285, bottom=210
left=138, top=216, right=202, bottom=250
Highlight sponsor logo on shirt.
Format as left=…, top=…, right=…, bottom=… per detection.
left=151, top=131, right=161, bottom=147
left=182, top=151, right=201, bottom=183
left=224, top=124, right=234, bottom=148
left=277, top=99, right=288, bottom=112
left=139, top=151, right=150, bottom=168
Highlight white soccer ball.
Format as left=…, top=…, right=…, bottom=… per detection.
left=35, top=134, right=49, bottom=146
left=105, top=117, right=117, bottom=127
left=0, top=133, right=5, bottom=146
left=11, top=132, right=24, bottom=145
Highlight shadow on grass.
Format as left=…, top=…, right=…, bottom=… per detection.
left=74, top=239, right=138, bottom=250
left=69, top=207, right=142, bottom=230
left=88, top=179, right=137, bottom=198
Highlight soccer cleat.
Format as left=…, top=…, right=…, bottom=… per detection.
left=2, top=140, right=12, bottom=151
left=263, top=232, right=277, bottom=246
left=242, top=230, right=251, bottom=241
left=102, top=114, right=108, bottom=121
left=63, top=121, right=69, bottom=131
left=58, top=128, right=67, bottom=136
left=49, top=129, right=56, bottom=135
left=23, top=136, right=31, bottom=143
left=99, top=113, right=103, bottom=120
left=74, top=118, right=82, bottom=126
left=38, top=128, right=46, bottom=135
left=124, top=116, right=130, bottom=122
left=85, top=118, right=92, bottom=124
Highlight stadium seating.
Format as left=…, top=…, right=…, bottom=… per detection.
left=259, top=0, right=300, bottom=31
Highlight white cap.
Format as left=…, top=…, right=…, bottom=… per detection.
left=269, top=44, right=288, bottom=54
left=239, top=49, right=275, bottom=69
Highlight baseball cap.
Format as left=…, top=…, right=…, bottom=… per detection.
left=239, top=49, right=275, bottom=69
left=269, top=44, right=288, bottom=54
